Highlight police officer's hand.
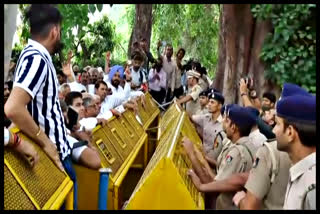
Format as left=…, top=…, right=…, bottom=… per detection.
left=43, top=140, right=65, bottom=172
left=13, top=138, right=40, bottom=168
left=182, top=137, right=194, bottom=154
left=239, top=78, right=248, bottom=95
left=187, top=169, right=202, bottom=190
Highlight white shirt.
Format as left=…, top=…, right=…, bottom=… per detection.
left=79, top=117, right=99, bottom=132
left=248, top=128, right=267, bottom=149
left=69, top=81, right=86, bottom=92
left=284, top=152, right=316, bottom=210
left=107, top=81, right=131, bottom=106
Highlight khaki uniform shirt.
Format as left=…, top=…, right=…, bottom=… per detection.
left=245, top=140, right=291, bottom=209
left=195, top=107, right=209, bottom=115
left=186, top=84, right=202, bottom=116
left=215, top=137, right=256, bottom=210
left=249, top=128, right=267, bottom=150
left=283, top=152, right=316, bottom=210
left=192, top=114, right=223, bottom=160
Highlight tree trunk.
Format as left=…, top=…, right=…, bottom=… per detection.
left=247, top=19, right=281, bottom=98
left=213, top=4, right=275, bottom=104
left=128, top=4, right=153, bottom=57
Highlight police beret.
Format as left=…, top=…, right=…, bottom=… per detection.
left=199, top=90, right=209, bottom=97
left=208, top=91, right=225, bottom=105
left=245, top=106, right=260, bottom=121
left=221, top=104, right=235, bottom=115
left=187, top=70, right=200, bottom=79
left=227, top=105, right=257, bottom=128
left=207, top=88, right=221, bottom=94
left=280, top=83, right=311, bottom=99
left=276, top=94, right=316, bottom=124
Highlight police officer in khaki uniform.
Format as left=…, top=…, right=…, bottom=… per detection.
left=195, top=90, right=209, bottom=115
left=272, top=83, right=316, bottom=210
left=188, top=104, right=257, bottom=210
left=177, top=70, right=202, bottom=116
left=232, top=138, right=291, bottom=209
left=191, top=90, right=225, bottom=161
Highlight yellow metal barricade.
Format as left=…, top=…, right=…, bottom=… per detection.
left=133, top=92, right=161, bottom=167
left=81, top=109, right=148, bottom=210
left=4, top=128, right=74, bottom=210
left=125, top=109, right=205, bottom=210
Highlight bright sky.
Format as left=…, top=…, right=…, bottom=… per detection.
left=12, top=4, right=128, bottom=47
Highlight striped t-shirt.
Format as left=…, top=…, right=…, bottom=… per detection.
left=13, top=39, right=71, bottom=161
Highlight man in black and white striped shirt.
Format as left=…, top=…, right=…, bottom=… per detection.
left=5, top=4, right=77, bottom=209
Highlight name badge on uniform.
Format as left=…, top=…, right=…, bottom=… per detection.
left=252, top=157, right=260, bottom=168
left=226, top=155, right=233, bottom=164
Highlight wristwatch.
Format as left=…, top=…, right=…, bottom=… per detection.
left=249, top=90, right=257, bottom=99
left=241, top=93, right=248, bottom=97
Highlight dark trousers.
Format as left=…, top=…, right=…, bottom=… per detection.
left=174, top=86, right=184, bottom=99
left=61, top=156, right=78, bottom=210
left=150, top=88, right=166, bottom=104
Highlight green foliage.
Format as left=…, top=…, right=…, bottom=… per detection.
left=252, top=4, right=316, bottom=93
left=16, top=4, right=116, bottom=70
left=151, top=4, right=220, bottom=78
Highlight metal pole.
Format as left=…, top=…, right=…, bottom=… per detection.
left=98, top=168, right=112, bottom=210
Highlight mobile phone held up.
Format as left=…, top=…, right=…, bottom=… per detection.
left=66, top=105, right=79, bottom=130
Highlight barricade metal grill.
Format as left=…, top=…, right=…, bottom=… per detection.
left=4, top=128, right=74, bottom=210
left=81, top=109, right=147, bottom=210
left=125, top=111, right=205, bottom=210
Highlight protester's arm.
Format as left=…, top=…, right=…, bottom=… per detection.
left=239, top=78, right=255, bottom=108
left=4, top=128, right=39, bottom=168
left=104, top=51, right=111, bottom=74
left=62, top=50, right=75, bottom=82
left=5, top=87, right=64, bottom=171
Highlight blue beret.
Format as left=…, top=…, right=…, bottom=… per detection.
left=221, top=104, right=235, bottom=115
left=245, top=106, right=260, bottom=121
left=227, top=105, right=256, bottom=128
left=109, top=65, right=124, bottom=80
left=208, top=91, right=225, bottom=105
left=280, top=83, right=311, bottom=99
left=208, top=88, right=221, bottom=94
left=199, top=90, right=209, bottom=97
left=276, top=94, right=316, bottom=124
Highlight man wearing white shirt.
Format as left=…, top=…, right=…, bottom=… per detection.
left=94, top=80, right=122, bottom=118
left=148, top=57, right=167, bottom=104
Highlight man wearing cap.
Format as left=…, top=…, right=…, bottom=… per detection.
left=177, top=70, right=203, bottom=116
left=187, top=104, right=257, bottom=210
left=191, top=90, right=225, bottom=161
left=195, top=89, right=209, bottom=115
left=272, top=84, right=315, bottom=210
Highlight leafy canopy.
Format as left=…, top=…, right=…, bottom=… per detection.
left=252, top=4, right=316, bottom=93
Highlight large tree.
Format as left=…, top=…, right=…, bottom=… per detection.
left=16, top=4, right=115, bottom=69
left=213, top=4, right=316, bottom=104
left=128, top=4, right=153, bottom=57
